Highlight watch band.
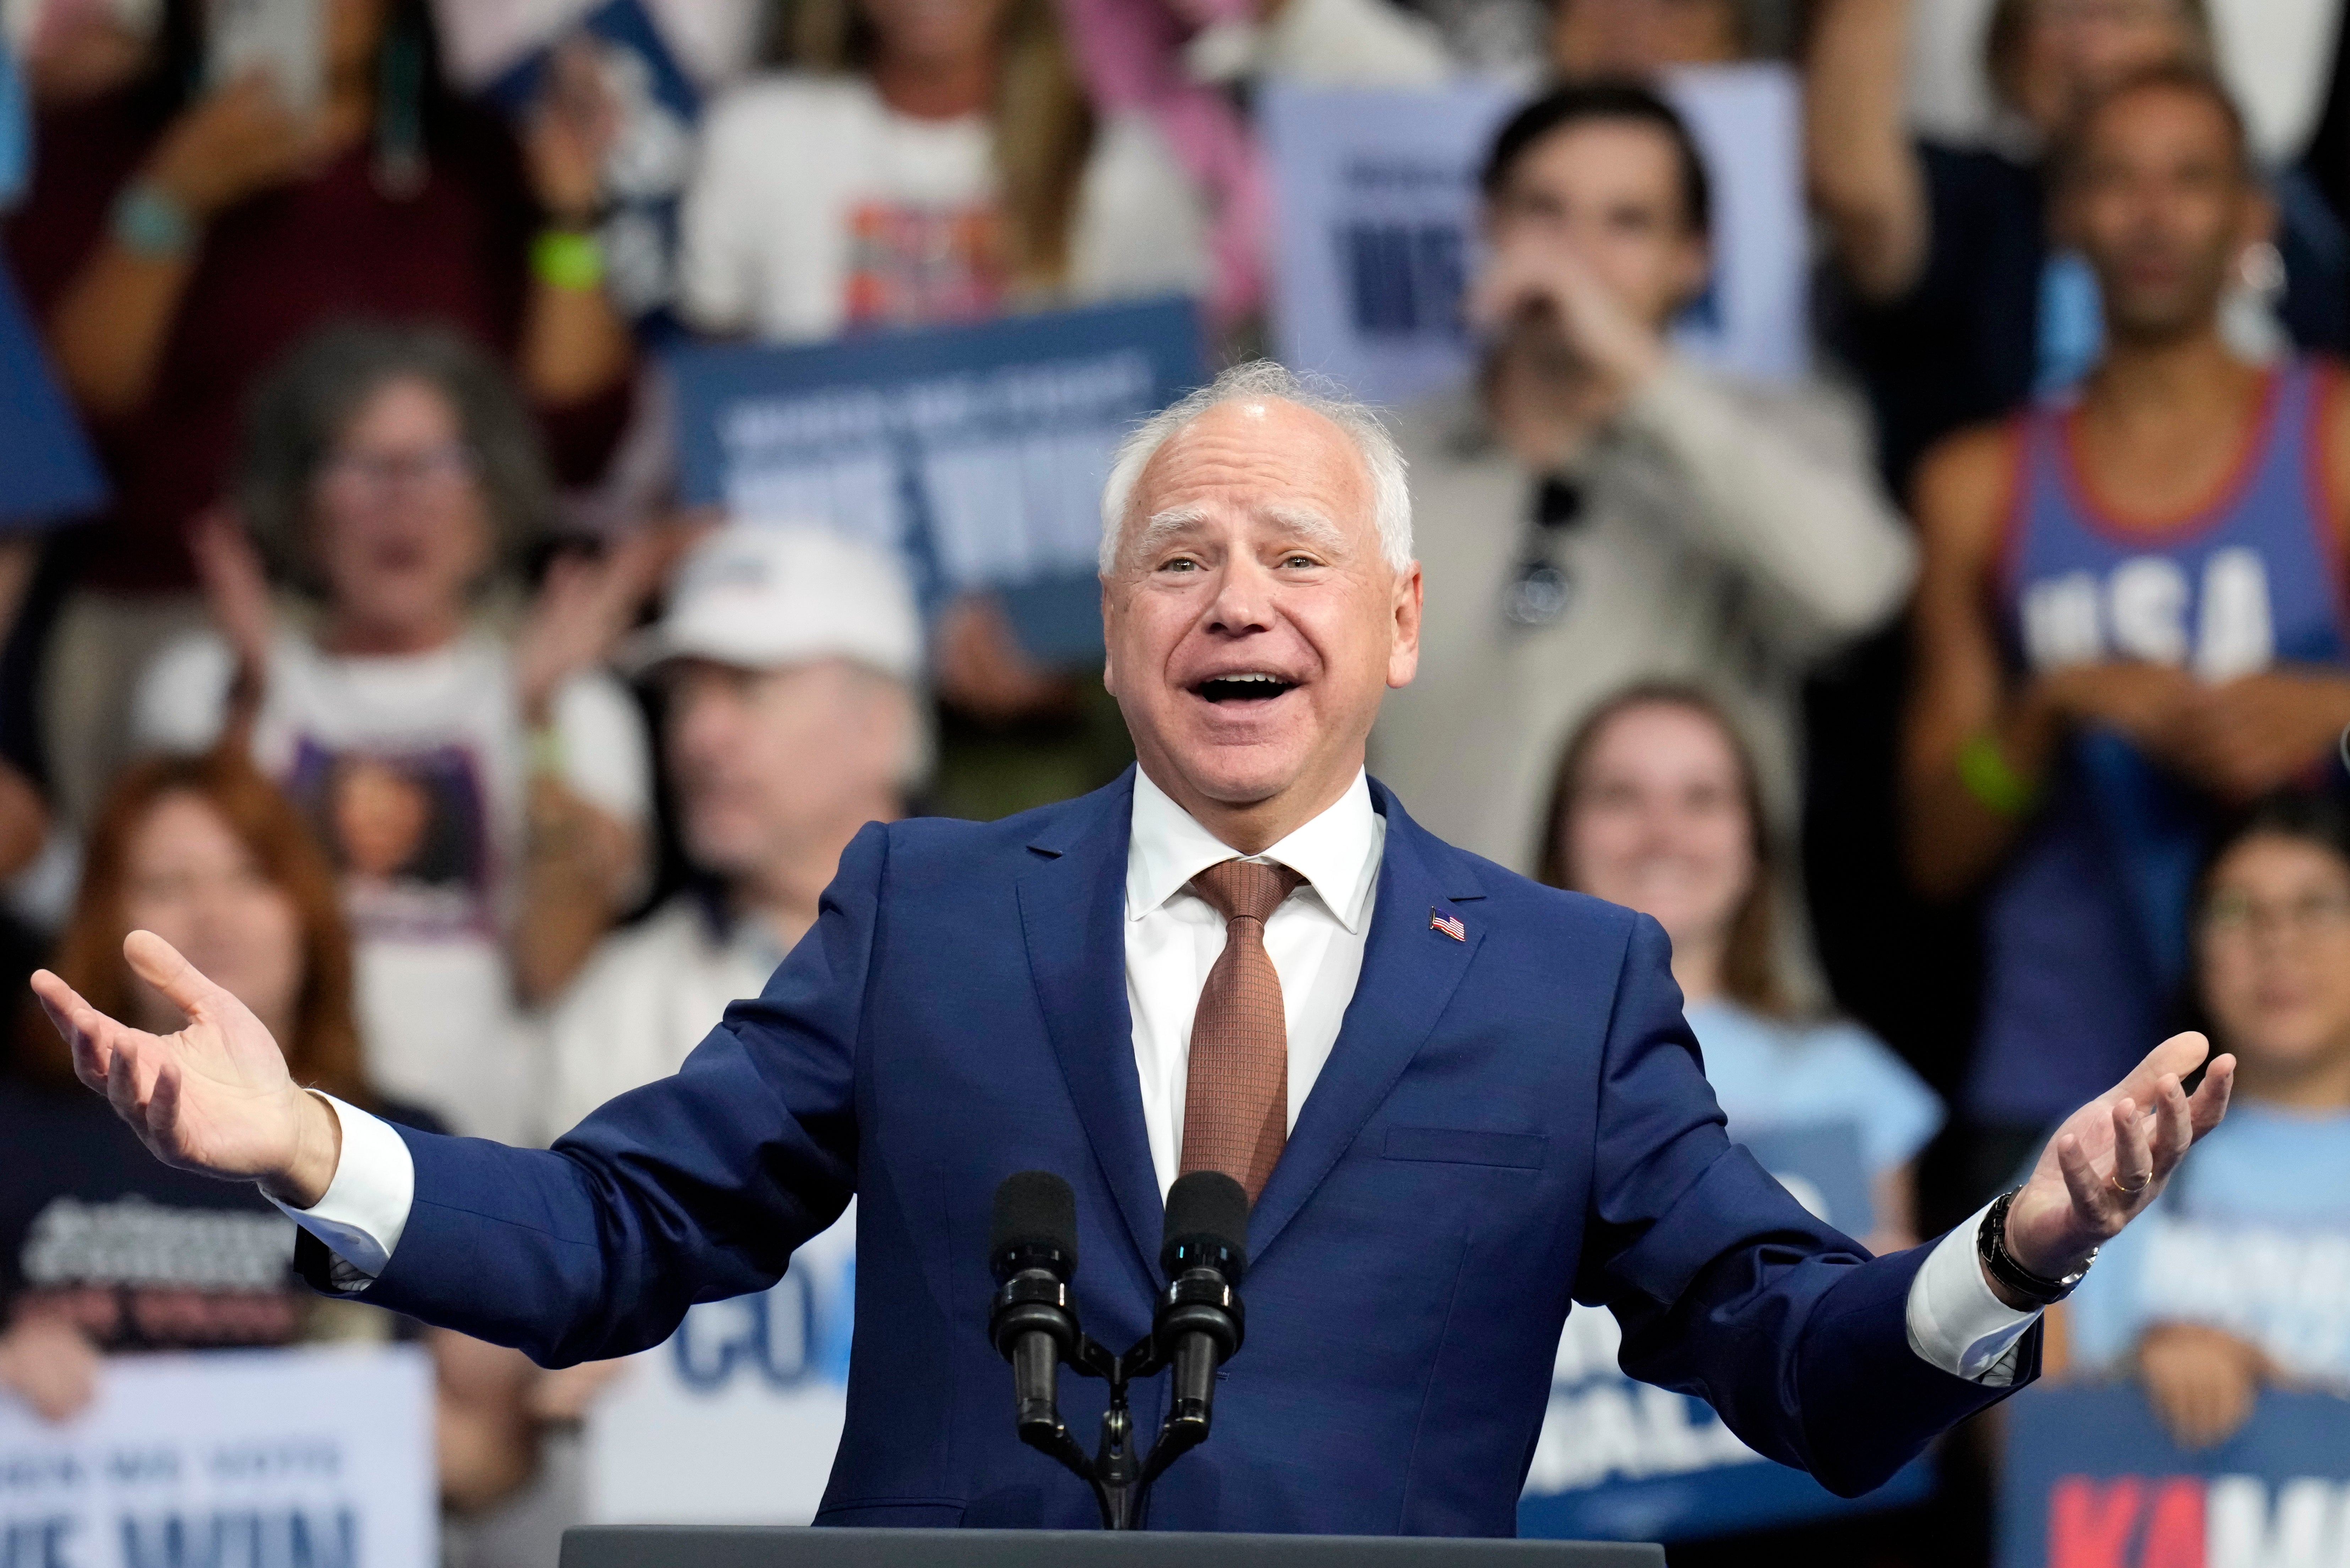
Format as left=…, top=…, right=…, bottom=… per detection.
left=1977, top=1187, right=2094, bottom=1306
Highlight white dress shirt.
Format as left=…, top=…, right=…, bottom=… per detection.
left=277, top=767, right=2039, bottom=1380
left=1126, top=766, right=1382, bottom=1196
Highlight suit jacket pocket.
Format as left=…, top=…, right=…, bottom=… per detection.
left=1382, top=1125, right=1547, bottom=1170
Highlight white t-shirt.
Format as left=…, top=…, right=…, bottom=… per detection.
left=132, top=629, right=653, bottom=1144
left=677, top=73, right=1213, bottom=341
left=541, top=891, right=786, bottom=1143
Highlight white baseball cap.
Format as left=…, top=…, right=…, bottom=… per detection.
left=626, top=523, right=924, bottom=685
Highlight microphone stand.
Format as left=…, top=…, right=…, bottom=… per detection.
left=1010, top=1324, right=1214, bottom=1530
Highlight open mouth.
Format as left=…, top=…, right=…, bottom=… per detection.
left=1194, top=673, right=1298, bottom=704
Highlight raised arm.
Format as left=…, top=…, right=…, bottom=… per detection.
left=1805, top=0, right=1931, bottom=301
left=46, top=75, right=320, bottom=423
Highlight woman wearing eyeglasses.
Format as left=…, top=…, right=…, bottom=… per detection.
left=125, top=321, right=671, bottom=1146
left=2059, top=790, right=2350, bottom=1447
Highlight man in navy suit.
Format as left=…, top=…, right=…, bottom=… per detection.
left=38, top=362, right=2235, bottom=1535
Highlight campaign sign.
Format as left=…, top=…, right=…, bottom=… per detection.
left=667, top=296, right=1206, bottom=661
left=584, top=1210, right=856, bottom=1524
left=1263, top=64, right=1810, bottom=409
left=487, top=0, right=699, bottom=324
left=1519, top=1120, right=1932, bottom=1541
left=0, top=1344, right=434, bottom=1568
left=2000, top=1383, right=2350, bottom=1568
left=0, top=259, right=106, bottom=529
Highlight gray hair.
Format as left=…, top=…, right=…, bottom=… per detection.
left=238, top=321, right=554, bottom=596
left=1097, top=361, right=1413, bottom=576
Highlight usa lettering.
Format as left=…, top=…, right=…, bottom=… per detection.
left=2021, top=548, right=2275, bottom=681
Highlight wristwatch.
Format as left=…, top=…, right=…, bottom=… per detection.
left=1977, top=1187, right=2094, bottom=1306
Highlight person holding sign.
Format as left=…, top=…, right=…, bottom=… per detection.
left=2061, top=792, right=2350, bottom=1449
left=1372, top=82, right=1914, bottom=914
left=0, top=749, right=582, bottom=1529
left=31, top=359, right=2237, bottom=1535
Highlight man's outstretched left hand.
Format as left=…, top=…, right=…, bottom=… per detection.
left=1994, top=1032, right=2235, bottom=1307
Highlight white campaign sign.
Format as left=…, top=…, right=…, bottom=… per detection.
left=1264, top=65, right=1810, bottom=408
left=0, top=1345, right=435, bottom=1568
left=584, top=1209, right=856, bottom=1525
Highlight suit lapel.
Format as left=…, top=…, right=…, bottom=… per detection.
left=1249, top=781, right=1487, bottom=1263
left=1016, top=769, right=1164, bottom=1280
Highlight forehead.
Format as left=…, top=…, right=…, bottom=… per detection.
left=1503, top=119, right=1684, bottom=211
left=2212, top=832, right=2350, bottom=889
left=1585, top=703, right=1740, bottom=781
left=1132, top=398, right=1372, bottom=523
left=2077, top=85, right=2241, bottom=169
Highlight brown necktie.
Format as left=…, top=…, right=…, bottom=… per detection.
left=1179, top=858, right=1304, bottom=1203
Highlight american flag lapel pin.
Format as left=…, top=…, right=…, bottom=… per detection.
left=1429, top=907, right=1466, bottom=941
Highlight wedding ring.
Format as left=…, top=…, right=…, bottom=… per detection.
left=2108, top=1170, right=2150, bottom=1196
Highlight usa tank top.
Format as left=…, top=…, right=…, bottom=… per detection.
left=1968, top=360, right=2349, bottom=1126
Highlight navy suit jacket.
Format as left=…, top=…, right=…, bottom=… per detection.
left=336, top=771, right=2036, bottom=1533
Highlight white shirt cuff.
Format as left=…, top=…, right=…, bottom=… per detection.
left=266, top=1093, right=416, bottom=1290
left=1904, top=1201, right=2042, bottom=1386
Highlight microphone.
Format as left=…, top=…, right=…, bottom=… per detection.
left=1153, top=1171, right=1249, bottom=1442
left=988, top=1171, right=1082, bottom=1443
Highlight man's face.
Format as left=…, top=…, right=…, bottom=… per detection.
left=1485, top=120, right=1710, bottom=336
left=666, top=659, right=907, bottom=880
left=1100, top=399, right=1421, bottom=827
left=2067, top=85, right=2267, bottom=344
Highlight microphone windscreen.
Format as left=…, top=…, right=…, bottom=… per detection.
left=990, top=1170, right=1079, bottom=1272
left=1160, top=1170, right=1249, bottom=1280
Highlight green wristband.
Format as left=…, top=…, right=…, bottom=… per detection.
left=531, top=228, right=606, bottom=292
left=1957, top=731, right=2039, bottom=819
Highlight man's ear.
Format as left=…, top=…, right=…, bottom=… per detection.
left=1386, top=562, right=1423, bottom=689
left=1668, top=235, right=1713, bottom=325
left=2239, top=185, right=2280, bottom=254
left=1099, top=578, right=1119, bottom=697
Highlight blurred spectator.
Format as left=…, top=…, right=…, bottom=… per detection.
left=128, top=323, right=663, bottom=1144
left=1542, top=684, right=1942, bottom=1249
left=0, top=747, right=612, bottom=1546
left=1903, top=68, right=2350, bottom=1185
left=676, top=0, right=1211, bottom=343
left=542, top=524, right=921, bottom=1135
left=2062, top=792, right=2350, bottom=1448
left=3, top=0, right=636, bottom=825
left=1807, top=0, right=2346, bottom=491
left=0, top=751, right=415, bottom=1397
left=1372, top=84, right=1913, bottom=890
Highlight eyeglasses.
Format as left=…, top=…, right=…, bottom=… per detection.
left=317, top=442, right=479, bottom=494
left=2200, top=890, right=2350, bottom=940
left=1503, top=475, right=1586, bottom=629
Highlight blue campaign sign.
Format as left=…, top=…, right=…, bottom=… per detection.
left=2000, top=1383, right=2350, bottom=1568
left=0, top=259, right=105, bottom=529
left=1520, top=1121, right=1929, bottom=1543
left=666, top=296, right=1206, bottom=662
left=488, top=0, right=699, bottom=326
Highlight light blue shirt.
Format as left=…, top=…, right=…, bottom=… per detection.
left=2066, top=1101, right=2350, bottom=1383
left=1687, top=998, right=1946, bottom=1178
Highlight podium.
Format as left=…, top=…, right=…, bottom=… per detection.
left=562, top=1528, right=1664, bottom=1568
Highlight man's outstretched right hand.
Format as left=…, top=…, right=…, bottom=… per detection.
left=31, top=931, right=342, bottom=1207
